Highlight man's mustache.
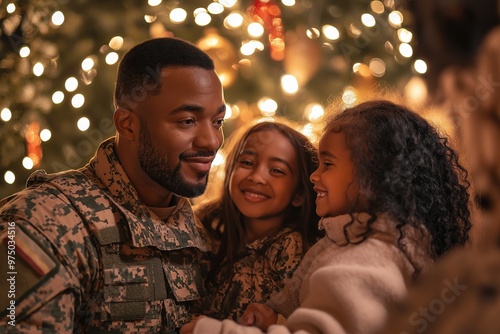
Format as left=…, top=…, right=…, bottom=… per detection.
left=180, top=151, right=217, bottom=159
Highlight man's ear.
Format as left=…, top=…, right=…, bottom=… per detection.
left=292, top=193, right=305, bottom=207
left=114, top=107, right=138, bottom=141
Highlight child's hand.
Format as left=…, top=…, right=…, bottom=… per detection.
left=180, top=315, right=206, bottom=334
left=239, top=303, right=277, bottom=331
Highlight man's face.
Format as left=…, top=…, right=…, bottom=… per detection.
left=136, top=67, right=225, bottom=197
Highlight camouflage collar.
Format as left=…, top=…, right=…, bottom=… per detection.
left=81, top=137, right=208, bottom=251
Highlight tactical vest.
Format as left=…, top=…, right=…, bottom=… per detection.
left=44, top=171, right=199, bottom=332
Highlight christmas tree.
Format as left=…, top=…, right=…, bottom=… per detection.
left=0, top=0, right=423, bottom=197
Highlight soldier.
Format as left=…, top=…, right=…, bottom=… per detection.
left=0, top=37, right=226, bottom=333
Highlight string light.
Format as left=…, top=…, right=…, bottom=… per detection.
left=51, top=11, right=65, bottom=26
left=170, top=8, right=187, bottom=23
left=4, top=171, right=15, bottom=184
left=414, top=59, right=428, bottom=74
left=71, top=94, right=85, bottom=108
left=65, top=77, right=79, bottom=92
left=52, top=91, right=65, bottom=104
left=0, top=0, right=419, bottom=192
left=77, top=117, right=90, bottom=131
left=1, top=108, right=12, bottom=122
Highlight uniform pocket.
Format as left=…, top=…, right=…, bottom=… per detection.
left=103, top=265, right=151, bottom=302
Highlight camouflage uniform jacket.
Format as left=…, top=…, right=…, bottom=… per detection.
left=202, top=228, right=304, bottom=320
left=0, top=137, right=209, bottom=333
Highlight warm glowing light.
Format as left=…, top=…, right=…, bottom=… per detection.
left=248, top=22, right=264, bottom=37
left=213, top=152, right=225, bottom=167
left=33, top=62, right=44, bottom=76
left=323, top=25, right=340, bottom=40
left=77, top=117, right=90, bottom=131
left=19, top=46, right=30, bottom=57
left=224, top=104, right=232, bottom=119
left=6, top=3, right=16, bottom=13
left=399, top=43, right=413, bottom=58
left=342, top=88, right=357, bottom=106
left=109, top=36, right=124, bottom=50
left=51, top=11, right=65, bottom=26
left=306, top=27, right=320, bottom=39
left=397, top=28, right=412, bottom=43
left=4, top=171, right=15, bottom=184
left=414, top=59, right=427, bottom=74
left=22, top=157, right=34, bottom=170
left=240, top=40, right=264, bottom=56
left=81, top=57, right=95, bottom=71
left=148, top=0, right=162, bottom=6
left=369, top=58, right=386, bottom=77
left=404, top=76, right=428, bottom=106
left=1, top=108, right=12, bottom=122
left=388, top=11, right=403, bottom=27
left=194, top=10, right=211, bottom=26
left=170, top=8, right=187, bottom=23
left=65, top=77, right=78, bottom=92
left=40, top=129, right=52, bottom=142
left=258, top=97, right=278, bottom=116
left=370, top=1, right=385, bottom=14
left=144, top=15, right=157, bottom=23
left=281, top=0, right=295, bottom=6
left=219, top=0, right=237, bottom=7
left=52, top=91, right=65, bottom=104
left=224, top=12, right=244, bottom=29
left=361, top=13, right=376, bottom=27
left=305, top=104, right=324, bottom=122
left=208, top=3, right=224, bottom=14
left=281, top=74, right=299, bottom=95
left=353, top=63, right=370, bottom=77
left=105, top=52, right=119, bottom=65
left=71, top=94, right=85, bottom=108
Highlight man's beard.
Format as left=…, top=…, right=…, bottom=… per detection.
left=138, top=122, right=208, bottom=198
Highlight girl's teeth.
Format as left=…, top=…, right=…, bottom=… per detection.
left=245, top=191, right=266, bottom=199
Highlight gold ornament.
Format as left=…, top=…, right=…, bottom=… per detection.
left=284, top=26, right=323, bottom=86
left=197, top=29, right=237, bottom=87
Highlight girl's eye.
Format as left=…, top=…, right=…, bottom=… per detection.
left=270, top=168, right=285, bottom=175
left=323, top=160, right=334, bottom=167
left=239, top=160, right=253, bottom=167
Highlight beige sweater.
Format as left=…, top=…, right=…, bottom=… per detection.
left=194, top=213, right=432, bottom=334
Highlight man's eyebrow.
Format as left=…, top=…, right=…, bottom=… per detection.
left=170, top=104, right=204, bottom=113
left=170, top=103, right=226, bottom=114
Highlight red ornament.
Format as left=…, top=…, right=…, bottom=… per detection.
left=25, top=121, right=42, bottom=167
left=248, top=0, right=285, bottom=60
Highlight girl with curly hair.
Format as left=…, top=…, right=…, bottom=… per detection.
left=193, top=121, right=322, bottom=321
left=183, top=100, right=472, bottom=334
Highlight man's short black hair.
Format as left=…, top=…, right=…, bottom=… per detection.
left=114, top=37, right=215, bottom=108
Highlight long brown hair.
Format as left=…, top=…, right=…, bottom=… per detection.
left=196, top=120, right=322, bottom=281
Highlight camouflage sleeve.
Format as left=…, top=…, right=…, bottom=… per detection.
left=270, top=231, right=304, bottom=280
left=0, top=221, right=81, bottom=332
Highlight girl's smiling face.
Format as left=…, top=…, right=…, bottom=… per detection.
left=310, top=132, right=360, bottom=218
left=229, top=129, right=301, bottom=226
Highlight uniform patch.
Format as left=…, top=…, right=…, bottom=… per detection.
left=0, top=223, right=58, bottom=316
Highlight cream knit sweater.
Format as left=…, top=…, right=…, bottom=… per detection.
left=194, top=213, right=432, bottom=334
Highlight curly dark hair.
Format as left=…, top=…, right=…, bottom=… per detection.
left=196, top=121, right=322, bottom=282
left=325, top=100, right=471, bottom=259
